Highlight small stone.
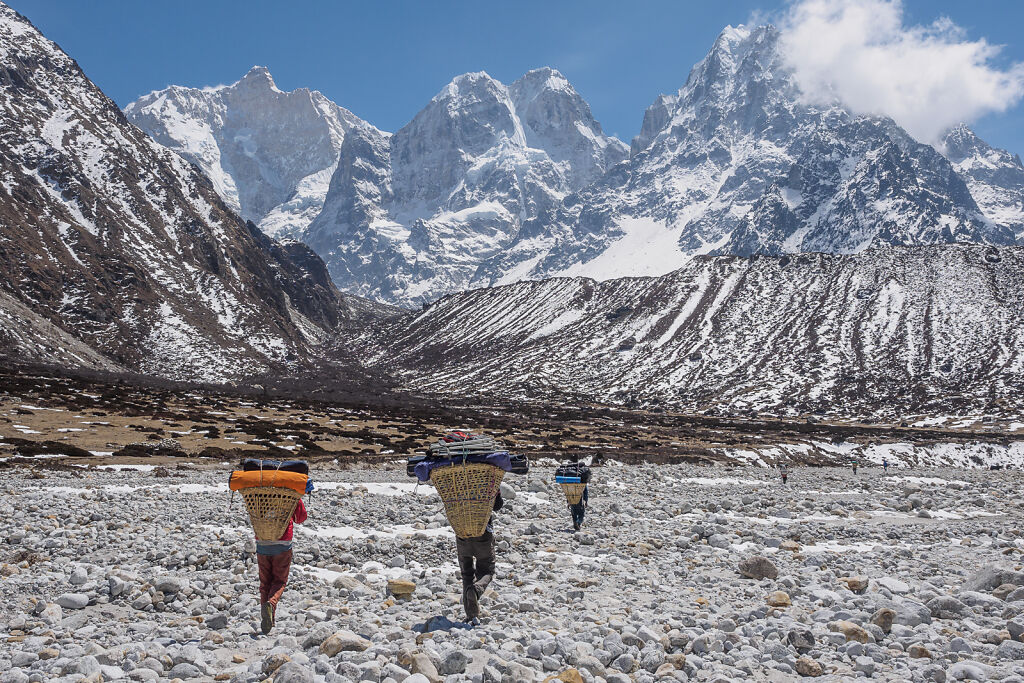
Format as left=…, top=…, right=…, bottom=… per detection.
left=543, top=669, right=584, bottom=683
left=409, top=653, right=440, bottom=682
left=829, top=620, right=871, bottom=643
left=767, top=590, right=791, bottom=607
left=795, top=657, right=823, bottom=677
left=788, top=629, right=815, bottom=651
left=56, top=593, right=89, bottom=609
left=204, top=613, right=228, bottom=630
left=876, top=576, right=911, bottom=594
left=271, top=661, right=314, bottom=683
left=439, top=650, right=468, bottom=675
left=993, top=583, right=1018, bottom=600
left=838, top=576, right=869, bottom=593
left=263, top=653, right=291, bottom=675
left=853, top=656, right=875, bottom=676
left=1007, top=618, right=1024, bottom=641
left=738, top=555, right=778, bottom=580
left=870, top=607, right=896, bottom=634
left=998, top=639, right=1024, bottom=660
left=153, top=575, right=186, bottom=593
left=387, top=579, right=416, bottom=598
left=927, top=596, right=968, bottom=619
left=168, top=663, right=202, bottom=679
left=320, top=630, right=371, bottom=656
left=908, top=644, right=932, bottom=659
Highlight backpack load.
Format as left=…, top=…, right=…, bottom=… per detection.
left=408, top=431, right=529, bottom=538
left=556, top=463, right=591, bottom=505
left=430, top=462, right=505, bottom=539
left=241, top=458, right=309, bottom=475
left=228, top=460, right=309, bottom=541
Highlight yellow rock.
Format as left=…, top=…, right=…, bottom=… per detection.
left=795, top=657, right=824, bottom=676
left=767, top=591, right=792, bottom=607
left=839, top=576, right=869, bottom=593
left=262, top=653, right=290, bottom=675
left=543, top=669, right=584, bottom=683
left=908, top=644, right=932, bottom=659
left=830, top=620, right=870, bottom=644
left=387, top=579, right=416, bottom=597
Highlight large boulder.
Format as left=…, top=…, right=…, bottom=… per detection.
left=963, top=566, right=1024, bottom=593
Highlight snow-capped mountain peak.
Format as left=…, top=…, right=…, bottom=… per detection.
left=235, top=64, right=280, bottom=91
left=303, top=69, right=628, bottom=305
left=125, top=66, right=369, bottom=239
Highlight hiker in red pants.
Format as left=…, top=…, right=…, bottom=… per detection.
left=258, top=499, right=307, bottom=634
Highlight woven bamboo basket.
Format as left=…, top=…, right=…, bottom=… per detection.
left=239, top=486, right=302, bottom=541
left=560, top=482, right=587, bottom=505
left=430, top=462, right=504, bottom=538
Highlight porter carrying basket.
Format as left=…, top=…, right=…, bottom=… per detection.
left=430, top=462, right=504, bottom=538
left=560, top=482, right=587, bottom=505
left=239, top=486, right=302, bottom=541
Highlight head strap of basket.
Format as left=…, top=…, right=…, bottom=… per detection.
left=560, top=482, right=587, bottom=505
left=430, top=461, right=504, bottom=539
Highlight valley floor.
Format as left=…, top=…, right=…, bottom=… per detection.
left=1, top=464, right=1023, bottom=682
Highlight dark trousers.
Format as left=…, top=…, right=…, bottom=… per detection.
left=457, top=532, right=495, bottom=588
left=257, top=549, right=292, bottom=606
left=570, top=503, right=586, bottom=528
left=456, top=532, right=494, bottom=618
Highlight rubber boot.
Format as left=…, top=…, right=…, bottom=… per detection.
left=260, top=602, right=274, bottom=635
left=462, top=584, right=479, bottom=621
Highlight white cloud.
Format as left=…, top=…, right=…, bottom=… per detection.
left=778, top=0, right=1024, bottom=143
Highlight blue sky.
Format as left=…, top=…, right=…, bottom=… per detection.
left=9, top=0, right=1024, bottom=154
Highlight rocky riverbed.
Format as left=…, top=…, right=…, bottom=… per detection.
left=1, top=463, right=1023, bottom=682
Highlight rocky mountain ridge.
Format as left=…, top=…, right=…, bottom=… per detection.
left=125, top=65, right=369, bottom=240
left=359, top=244, right=1024, bottom=419
left=302, top=68, right=629, bottom=305
left=129, top=25, right=1024, bottom=306
left=0, top=3, right=387, bottom=382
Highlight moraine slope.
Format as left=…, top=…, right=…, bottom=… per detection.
left=361, top=245, right=1024, bottom=419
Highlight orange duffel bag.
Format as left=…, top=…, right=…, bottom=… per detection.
left=228, top=469, right=308, bottom=495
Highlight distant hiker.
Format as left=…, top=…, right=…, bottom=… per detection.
left=852, top=459, right=859, bottom=475
left=883, top=458, right=890, bottom=472
left=780, top=464, right=789, bottom=485
left=457, top=489, right=504, bottom=622
left=557, top=455, right=591, bottom=531
left=258, top=495, right=307, bottom=634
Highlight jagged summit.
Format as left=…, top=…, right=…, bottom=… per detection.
left=0, top=1, right=365, bottom=379
left=238, top=64, right=277, bottom=88
left=472, top=23, right=1020, bottom=291
left=127, top=23, right=1023, bottom=306
left=303, top=68, right=628, bottom=305
left=125, top=66, right=369, bottom=239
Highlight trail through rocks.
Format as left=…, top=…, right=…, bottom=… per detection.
left=1, top=464, right=1023, bottom=682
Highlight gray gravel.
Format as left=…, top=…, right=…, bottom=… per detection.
left=1, top=464, right=1023, bottom=682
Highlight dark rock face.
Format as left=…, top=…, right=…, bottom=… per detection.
left=358, top=245, right=1024, bottom=418
left=0, top=4, right=376, bottom=381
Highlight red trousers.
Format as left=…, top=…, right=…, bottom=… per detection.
left=257, top=549, right=292, bottom=606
